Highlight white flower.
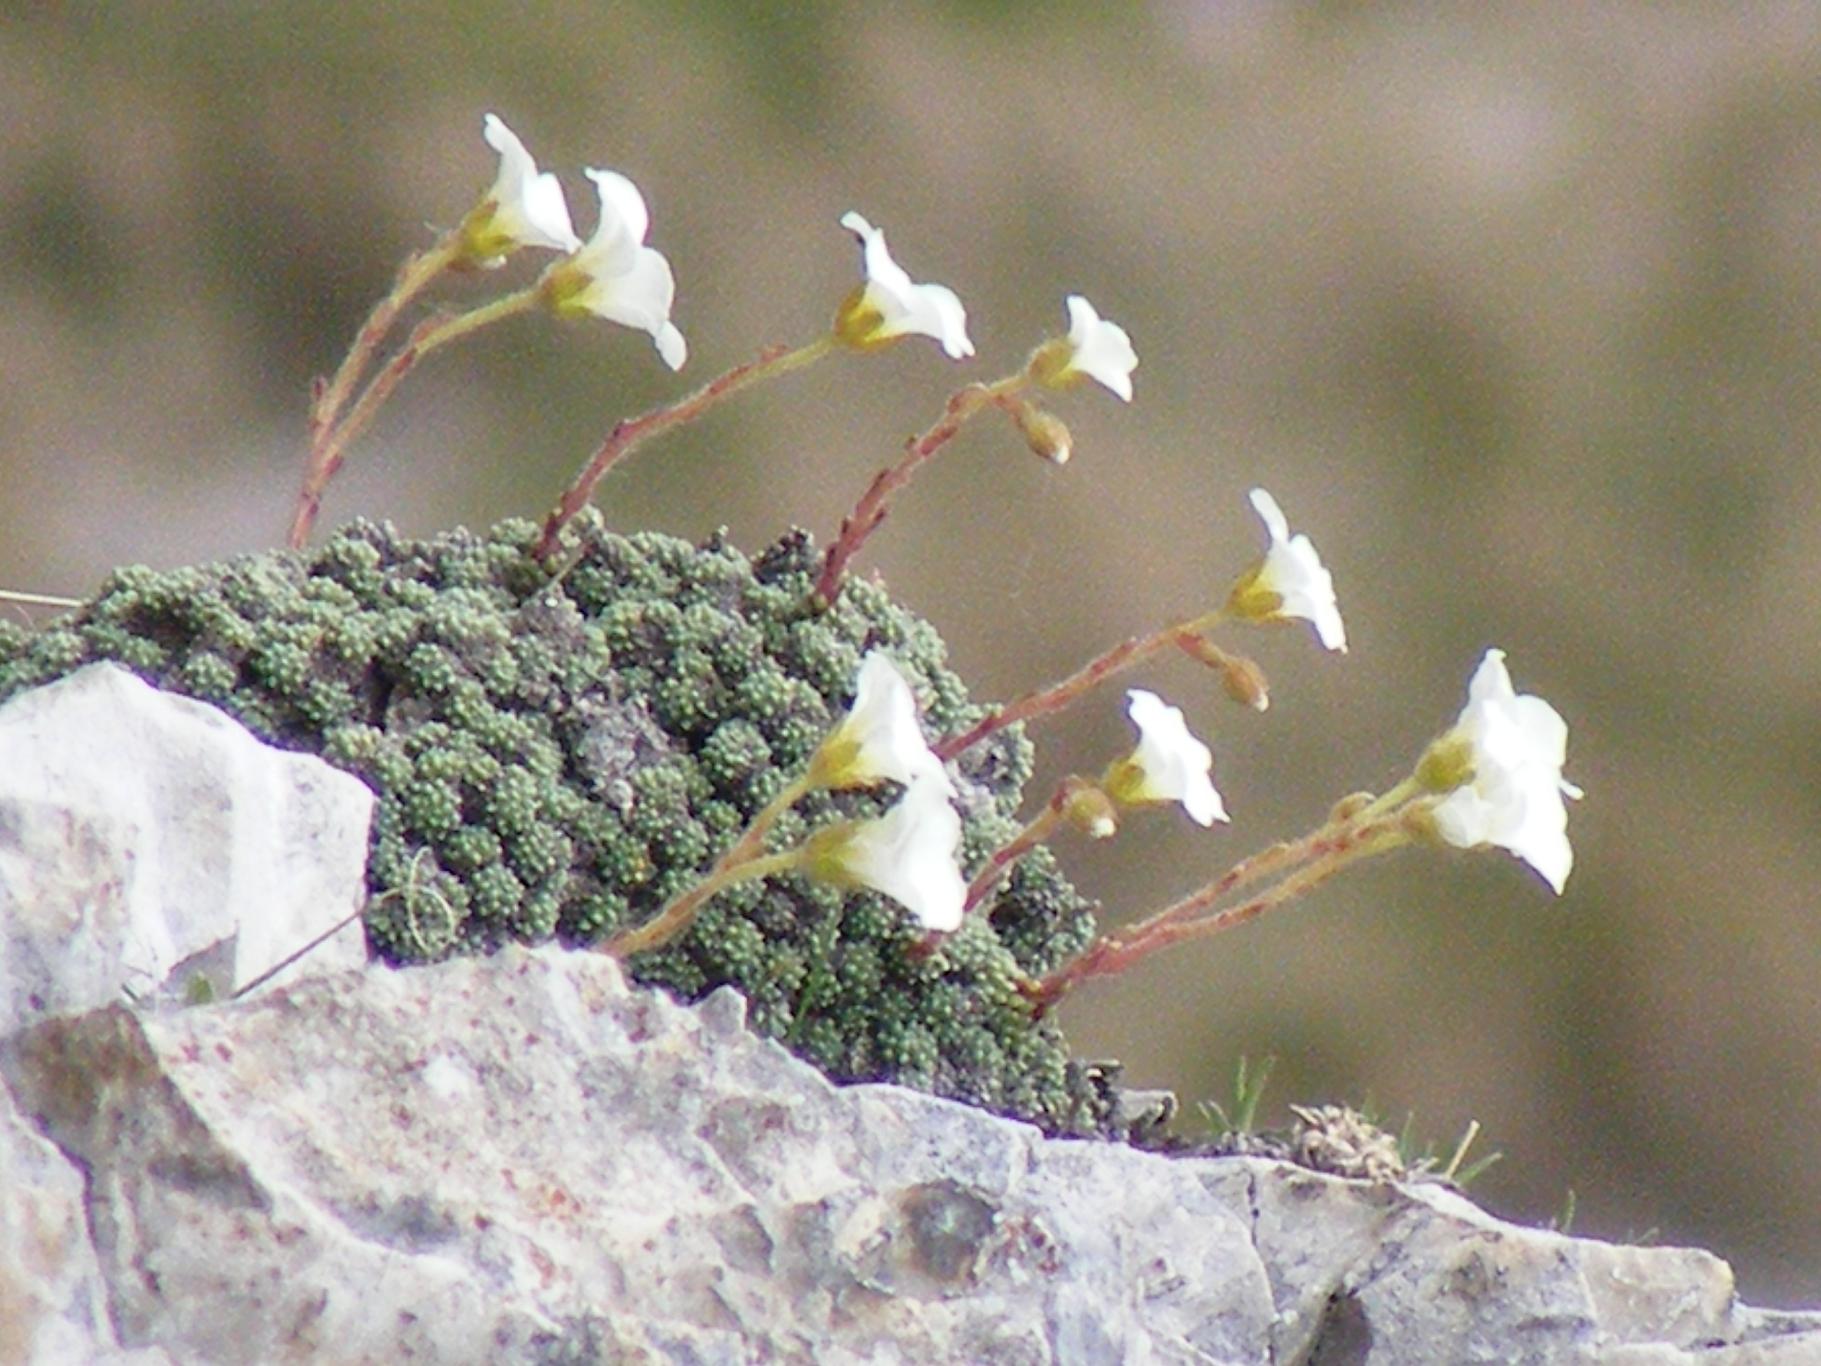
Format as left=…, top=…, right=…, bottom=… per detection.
left=1104, top=689, right=1228, bottom=827
left=464, top=114, right=582, bottom=262
left=543, top=168, right=687, bottom=371
left=836, top=211, right=974, bottom=359
left=1235, top=488, right=1348, bottom=653
left=809, top=651, right=955, bottom=795
left=1049, top=295, right=1138, bottom=401
left=1428, top=649, right=1583, bottom=894
left=808, top=779, right=967, bottom=933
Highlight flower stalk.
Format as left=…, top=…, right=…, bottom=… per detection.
left=813, top=374, right=1028, bottom=605
left=935, top=614, right=1240, bottom=759
left=306, top=238, right=464, bottom=470
left=599, top=764, right=820, bottom=957
left=1023, top=808, right=1416, bottom=1011
left=962, top=776, right=1104, bottom=914
left=603, top=652, right=963, bottom=957
left=605, top=849, right=805, bottom=958
left=534, top=336, right=836, bottom=561
left=292, top=240, right=467, bottom=548
left=291, top=288, right=543, bottom=548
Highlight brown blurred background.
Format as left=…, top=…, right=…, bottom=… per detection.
left=3, top=3, right=1818, bottom=1306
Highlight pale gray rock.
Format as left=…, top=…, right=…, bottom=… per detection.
left=0, top=1083, right=128, bottom=1363
left=3, top=945, right=1817, bottom=1366
left=0, top=663, right=373, bottom=1031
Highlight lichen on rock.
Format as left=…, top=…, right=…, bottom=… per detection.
left=0, top=514, right=1117, bottom=1134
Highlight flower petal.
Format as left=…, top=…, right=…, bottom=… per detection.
left=570, top=244, right=685, bottom=369
left=1246, top=488, right=1347, bottom=653
left=1119, top=689, right=1228, bottom=826
left=1433, top=649, right=1580, bottom=893
left=585, top=166, right=651, bottom=249
left=1062, top=294, right=1138, bottom=401
left=836, top=780, right=967, bottom=932
left=1248, top=486, right=1291, bottom=543
left=842, top=210, right=912, bottom=301
left=478, top=114, right=580, bottom=255
left=653, top=322, right=688, bottom=372
left=840, top=211, right=975, bottom=359
left=890, top=282, right=974, bottom=360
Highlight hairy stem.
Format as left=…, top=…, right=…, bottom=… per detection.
left=289, top=287, right=540, bottom=548
left=812, top=374, right=1027, bottom=606
left=962, top=780, right=1080, bottom=914
left=605, top=849, right=803, bottom=958
left=603, top=771, right=816, bottom=957
left=935, top=612, right=1228, bottom=760
left=1024, top=815, right=1412, bottom=1011
left=1124, top=778, right=1421, bottom=943
left=534, top=336, right=836, bottom=561
left=307, top=239, right=463, bottom=456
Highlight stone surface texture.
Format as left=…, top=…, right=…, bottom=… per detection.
left=3, top=943, right=1819, bottom=1365
left=0, top=664, right=372, bottom=1034
left=4, top=666, right=1818, bottom=1364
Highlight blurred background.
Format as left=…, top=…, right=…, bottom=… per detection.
left=4, top=2, right=1818, bottom=1306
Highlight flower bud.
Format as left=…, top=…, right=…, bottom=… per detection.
left=1020, top=409, right=1074, bottom=466
left=1060, top=782, right=1119, bottom=839
left=1222, top=657, right=1270, bottom=712
left=1174, top=634, right=1270, bottom=712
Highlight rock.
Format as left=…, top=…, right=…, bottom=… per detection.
left=3, top=945, right=1816, bottom=1365
left=0, top=663, right=373, bottom=1033
left=0, top=1080, right=141, bottom=1364
left=2, top=664, right=1816, bottom=1363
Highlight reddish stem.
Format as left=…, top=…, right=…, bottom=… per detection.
left=962, top=778, right=1086, bottom=913
left=291, top=284, right=537, bottom=549
left=289, top=319, right=434, bottom=548
left=935, top=617, right=1245, bottom=761
left=813, top=379, right=1015, bottom=606
left=1023, top=818, right=1404, bottom=1012
left=310, top=248, right=439, bottom=438
left=535, top=342, right=811, bottom=561
left=936, top=634, right=1159, bottom=761
left=293, top=242, right=460, bottom=547
left=1125, top=834, right=1311, bottom=940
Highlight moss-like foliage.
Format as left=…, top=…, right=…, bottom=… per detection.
left=0, top=515, right=1126, bottom=1135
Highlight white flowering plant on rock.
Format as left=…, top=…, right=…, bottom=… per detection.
left=164, top=112, right=1584, bottom=1017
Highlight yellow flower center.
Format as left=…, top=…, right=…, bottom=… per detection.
left=1415, top=733, right=1477, bottom=794
left=833, top=286, right=893, bottom=351
left=1225, top=565, right=1285, bottom=624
